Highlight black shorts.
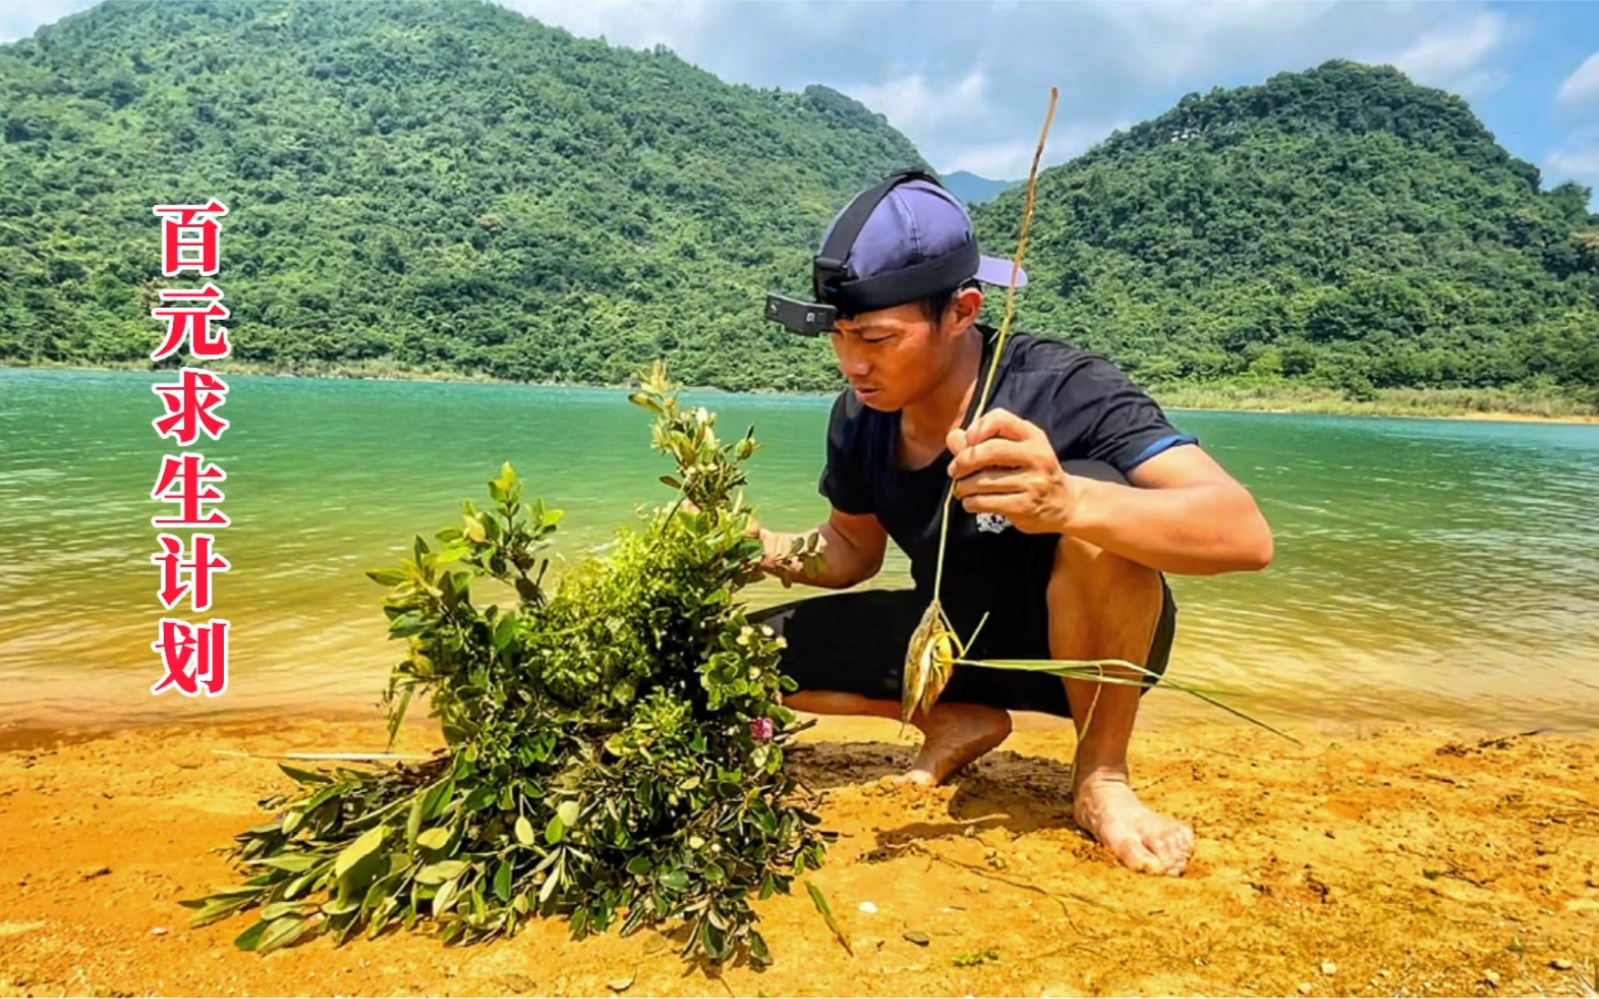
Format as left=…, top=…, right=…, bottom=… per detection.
left=750, top=583, right=1177, bottom=719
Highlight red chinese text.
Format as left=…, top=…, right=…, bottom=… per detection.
left=151, top=452, right=230, bottom=529
left=150, top=618, right=230, bottom=697
left=150, top=283, right=230, bottom=361
left=151, top=200, right=228, bottom=277
left=151, top=368, right=230, bottom=446
left=151, top=533, right=232, bottom=612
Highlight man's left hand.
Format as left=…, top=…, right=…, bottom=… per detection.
left=946, top=409, right=1075, bottom=535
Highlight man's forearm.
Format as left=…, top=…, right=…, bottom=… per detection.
left=758, top=522, right=880, bottom=589
left=1061, top=477, right=1273, bottom=576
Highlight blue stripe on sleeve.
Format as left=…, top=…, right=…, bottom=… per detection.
left=1127, top=434, right=1198, bottom=469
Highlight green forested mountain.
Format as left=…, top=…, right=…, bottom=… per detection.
left=943, top=171, right=1017, bottom=206
left=0, top=0, right=923, bottom=390
left=2, top=7, right=1596, bottom=407
left=972, top=61, right=1599, bottom=404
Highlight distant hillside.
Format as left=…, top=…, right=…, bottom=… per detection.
left=942, top=171, right=1017, bottom=205
left=971, top=61, right=1599, bottom=404
left=0, top=0, right=926, bottom=390
left=3, top=18, right=1595, bottom=407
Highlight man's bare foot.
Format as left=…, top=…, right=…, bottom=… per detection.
left=900, top=702, right=1012, bottom=785
left=1072, top=767, right=1194, bottom=876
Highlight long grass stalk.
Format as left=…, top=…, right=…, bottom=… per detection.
left=899, top=88, right=1295, bottom=750
left=930, top=87, right=1058, bottom=604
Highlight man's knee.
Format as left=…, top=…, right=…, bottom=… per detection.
left=1052, top=460, right=1163, bottom=604
left=1049, top=533, right=1163, bottom=612
left=1048, top=461, right=1167, bottom=664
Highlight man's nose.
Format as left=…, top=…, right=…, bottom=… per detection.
left=835, top=344, right=871, bottom=378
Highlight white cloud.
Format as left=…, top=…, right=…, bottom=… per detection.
left=1544, top=126, right=1599, bottom=207
left=0, top=0, right=98, bottom=45
left=1547, top=145, right=1599, bottom=178
left=1378, top=11, right=1508, bottom=95
left=944, top=121, right=1130, bottom=180
left=486, top=0, right=1520, bottom=179
left=1549, top=150, right=1599, bottom=176
left=1557, top=49, right=1599, bottom=107
left=844, top=71, right=989, bottom=135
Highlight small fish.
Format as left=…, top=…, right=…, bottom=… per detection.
left=900, top=599, right=968, bottom=729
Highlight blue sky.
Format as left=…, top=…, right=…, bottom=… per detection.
left=4, top=1, right=1598, bottom=205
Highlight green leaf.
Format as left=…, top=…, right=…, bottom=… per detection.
left=257, top=854, right=319, bottom=873
left=749, top=930, right=772, bottom=966
left=625, top=855, right=653, bottom=876
left=545, top=815, right=565, bottom=844
left=556, top=800, right=580, bottom=828
left=659, top=869, right=688, bottom=891
left=260, top=901, right=305, bottom=921
left=255, top=915, right=309, bottom=956
left=493, top=860, right=512, bottom=903
left=432, top=877, right=459, bottom=918
left=276, top=763, right=332, bottom=785
left=538, top=856, right=563, bottom=904
left=416, top=860, right=469, bottom=885
left=422, top=777, right=455, bottom=820
left=406, top=793, right=426, bottom=849
left=334, top=825, right=387, bottom=878
left=416, top=826, right=452, bottom=851
left=233, top=919, right=269, bottom=952
left=514, top=815, right=535, bottom=846
left=366, top=568, right=406, bottom=587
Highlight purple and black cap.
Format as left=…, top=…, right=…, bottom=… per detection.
left=764, top=169, right=1027, bottom=336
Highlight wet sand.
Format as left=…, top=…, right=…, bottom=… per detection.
left=1, top=710, right=1596, bottom=998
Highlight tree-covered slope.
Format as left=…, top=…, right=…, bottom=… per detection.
left=0, top=0, right=925, bottom=390
left=972, top=61, right=1599, bottom=402
left=943, top=171, right=1017, bottom=206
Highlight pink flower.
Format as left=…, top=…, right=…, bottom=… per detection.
left=749, top=717, right=775, bottom=741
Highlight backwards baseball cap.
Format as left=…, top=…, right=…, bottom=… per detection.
left=764, top=169, right=1027, bottom=336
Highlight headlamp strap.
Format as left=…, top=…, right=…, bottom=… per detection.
left=812, top=168, right=942, bottom=302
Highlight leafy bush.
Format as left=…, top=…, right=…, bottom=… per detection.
left=184, top=363, right=832, bottom=964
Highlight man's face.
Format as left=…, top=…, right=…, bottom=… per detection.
left=828, top=289, right=981, bottom=412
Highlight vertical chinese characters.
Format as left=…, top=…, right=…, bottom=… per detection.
left=149, top=200, right=233, bottom=698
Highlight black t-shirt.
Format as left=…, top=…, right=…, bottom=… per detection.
left=817, top=326, right=1197, bottom=659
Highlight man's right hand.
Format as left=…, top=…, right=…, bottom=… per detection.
left=670, top=496, right=887, bottom=590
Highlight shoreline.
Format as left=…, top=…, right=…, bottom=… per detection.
left=5, top=359, right=1597, bottom=426
left=1, top=710, right=1595, bottom=997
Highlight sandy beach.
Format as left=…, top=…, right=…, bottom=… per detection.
left=1, top=709, right=1595, bottom=998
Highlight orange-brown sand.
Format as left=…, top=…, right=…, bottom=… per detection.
left=1, top=711, right=1596, bottom=998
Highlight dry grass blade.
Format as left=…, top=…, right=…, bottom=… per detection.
left=957, top=658, right=1302, bottom=745
left=804, top=881, right=853, bottom=957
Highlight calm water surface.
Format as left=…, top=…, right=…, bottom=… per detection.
left=2, top=367, right=1596, bottom=735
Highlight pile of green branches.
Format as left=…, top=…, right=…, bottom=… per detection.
left=184, top=362, right=832, bottom=964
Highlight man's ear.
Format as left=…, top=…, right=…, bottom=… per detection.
left=947, top=285, right=984, bottom=333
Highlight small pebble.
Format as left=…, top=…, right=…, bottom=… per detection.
left=1483, top=969, right=1500, bottom=988
left=149, top=927, right=168, bottom=936
left=1551, top=959, right=1574, bottom=971
left=1297, top=983, right=1312, bottom=995
left=858, top=901, right=878, bottom=914
left=1321, top=960, right=1338, bottom=976
left=1379, top=970, right=1391, bottom=979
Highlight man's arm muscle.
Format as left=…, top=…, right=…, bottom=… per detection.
left=759, top=507, right=888, bottom=589
left=1068, top=444, right=1273, bottom=575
